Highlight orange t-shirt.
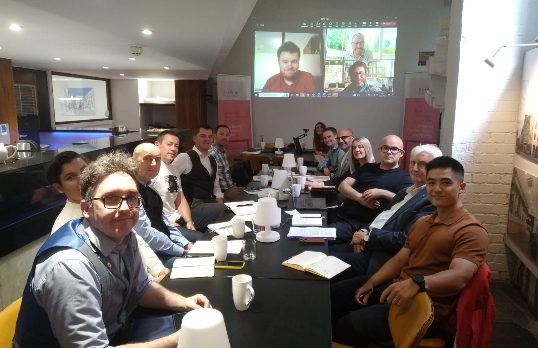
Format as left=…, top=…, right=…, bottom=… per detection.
left=262, top=71, right=316, bottom=93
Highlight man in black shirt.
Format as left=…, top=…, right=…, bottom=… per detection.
left=328, top=135, right=413, bottom=244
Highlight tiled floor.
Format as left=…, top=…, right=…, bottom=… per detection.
left=490, top=281, right=538, bottom=347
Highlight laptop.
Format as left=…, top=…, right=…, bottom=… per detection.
left=293, top=197, right=327, bottom=210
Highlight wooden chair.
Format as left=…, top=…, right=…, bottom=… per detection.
left=388, top=292, right=445, bottom=348
left=0, top=297, right=22, bottom=348
left=241, top=154, right=270, bottom=172
left=272, top=155, right=284, bottom=167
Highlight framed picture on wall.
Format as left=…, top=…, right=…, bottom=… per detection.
left=51, top=72, right=112, bottom=124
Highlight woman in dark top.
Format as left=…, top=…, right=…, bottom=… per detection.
left=349, top=136, right=375, bottom=173
left=313, top=121, right=329, bottom=161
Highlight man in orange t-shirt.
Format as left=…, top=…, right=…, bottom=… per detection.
left=262, top=41, right=315, bottom=93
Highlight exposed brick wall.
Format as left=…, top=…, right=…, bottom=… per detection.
left=444, top=0, right=538, bottom=280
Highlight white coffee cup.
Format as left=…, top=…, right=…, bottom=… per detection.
left=232, top=274, right=255, bottom=311
left=297, top=157, right=304, bottom=167
left=261, top=163, right=269, bottom=174
left=261, top=142, right=266, bottom=150
left=260, top=174, right=269, bottom=187
left=292, top=183, right=302, bottom=198
left=232, top=219, right=245, bottom=239
left=299, top=165, right=307, bottom=176
left=212, top=235, right=228, bottom=262
left=297, top=176, right=306, bottom=190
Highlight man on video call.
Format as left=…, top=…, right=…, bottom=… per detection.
left=262, top=41, right=316, bottom=93
left=343, top=32, right=374, bottom=63
left=341, top=61, right=370, bottom=95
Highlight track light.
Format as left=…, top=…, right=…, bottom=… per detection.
left=485, top=42, right=538, bottom=68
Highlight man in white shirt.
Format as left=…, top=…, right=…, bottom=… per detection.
left=151, top=130, right=221, bottom=232
left=171, top=124, right=226, bottom=219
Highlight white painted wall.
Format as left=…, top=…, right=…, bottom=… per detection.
left=110, top=79, right=140, bottom=130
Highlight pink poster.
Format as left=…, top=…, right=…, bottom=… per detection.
left=217, top=75, right=253, bottom=163
left=402, top=98, right=440, bottom=171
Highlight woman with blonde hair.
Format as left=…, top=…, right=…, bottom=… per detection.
left=349, top=136, right=375, bottom=173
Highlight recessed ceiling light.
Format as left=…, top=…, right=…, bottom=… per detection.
left=119, top=73, right=125, bottom=76
left=54, top=57, right=61, bottom=61
left=9, top=24, right=22, bottom=31
left=103, top=66, right=109, bottom=69
left=0, top=47, right=2, bottom=50
left=164, top=66, right=170, bottom=70
left=128, top=57, right=136, bottom=61
left=141, top=29, right=153, bottom=35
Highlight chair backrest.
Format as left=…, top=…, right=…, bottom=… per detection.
left=388, top=292, right=435, bottom=348
left=0, top=298, right=22, bottom=348
left=241, top=154, right=270, bottom=172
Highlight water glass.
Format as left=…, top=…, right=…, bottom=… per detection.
left=243, top=239, right=257, bottom=260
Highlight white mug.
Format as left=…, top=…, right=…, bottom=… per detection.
left=261, top=163, right=269, bottom=174
left=297, top=176, right=306, bottom=190
left=232, top=274, right=255, bottom=311
left=297, top=157, right=304, bottom=167
left=212, top=235, right=228, bottom=261
left=260, top=175, right=269, bottom=187
left=232, top=219, right=245, bottom=239
left=261, top=142, right=266, bottom=150
left=299, top=166, right=307, bottom=176
left=292, top=183, right=302, bottom=198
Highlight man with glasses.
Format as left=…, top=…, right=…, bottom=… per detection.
left=14, top=151, right=210, bottom=347
left=341, top=61, right=370, bottom=95
left=328, top=135, right=413, bottom=244
left=329, top=144, right=442, bottom=280
left=343, top=32, right=374, bottom=63
left=317, top=127, right=343, bottom=176
left=172, top=124, right=226, bottom=219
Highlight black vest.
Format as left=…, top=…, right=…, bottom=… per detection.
left=137, top=181, right=170, bottom=238
left=181, top=150, right=217, bottom=205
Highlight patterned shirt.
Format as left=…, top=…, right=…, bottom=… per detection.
left=209, top=143, right=234, bottom=191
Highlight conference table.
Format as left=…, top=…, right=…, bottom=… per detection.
left=161, top=174, right=333, bottom=347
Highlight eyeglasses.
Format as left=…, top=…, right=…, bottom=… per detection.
left=380, top=145, right=403, bottom=154
left=350, top=71, right=366, bottom=77
left=336, top=135, right=353, bottom=141
left=352, top=41, right=365, bottom=46
left=409, top=160, right=428, bottom=169
left=92, top=195, right=142, bottom=209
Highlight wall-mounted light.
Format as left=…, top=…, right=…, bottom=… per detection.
left=485, top=36, right=538, bottom=67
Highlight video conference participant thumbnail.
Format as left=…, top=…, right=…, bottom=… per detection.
left=262, top=41, right=316, bottom=93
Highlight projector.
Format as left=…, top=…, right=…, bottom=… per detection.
left=130, top=45, right=143, bottom=56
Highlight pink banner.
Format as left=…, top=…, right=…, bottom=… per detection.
left=217, top=75, right=252, bottom=163
left=402, top=98, right=440, bottom=171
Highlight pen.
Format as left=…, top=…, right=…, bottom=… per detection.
left=184, top=254, right=214, bottom=258
left=280, top=217, right=292, bottom=228
left=358, top=287, right=373, bottom=300
left=236, top=204, right=253, bottom=207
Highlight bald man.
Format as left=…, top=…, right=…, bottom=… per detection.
left=328, top=135, right=413, bottom=244
left=343, top=33, right=374, bottom=63
left=133, top=143, right=202, bottom=261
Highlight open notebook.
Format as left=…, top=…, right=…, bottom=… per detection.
left=282, top=251, right=350, bottom=279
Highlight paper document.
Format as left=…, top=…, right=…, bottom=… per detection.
left=188, top=240, right=244, bottom=254
left=245, top=187, right=273, bottom=197
left=170, top=257, right=215, bottom=279
left=225, top=201, right=258, bottom=215
left=292, top=216, right=323, bottom=227
left=287, top=227, right=336, bottom=239
left=207, top=221, right=252, bottom=236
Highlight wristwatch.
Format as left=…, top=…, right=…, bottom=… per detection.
left=361, top=229, right=370, bottom=242
left=412, top=274, right=426, bottom=292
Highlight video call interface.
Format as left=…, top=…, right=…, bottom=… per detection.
left=254, top=17, right=397, bottom=98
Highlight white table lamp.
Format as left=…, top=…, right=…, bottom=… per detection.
left=274, top=138, right=285, bottom=154
left=282, top=153, right=296, bottom=175
left=177, top=308, right=231, bottom=348
left=254, top=197, right=281, bottom=242
left=269, top=169, right=289, bottom=200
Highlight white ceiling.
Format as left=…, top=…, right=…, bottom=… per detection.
left=0, top=0, right=257, bottom=80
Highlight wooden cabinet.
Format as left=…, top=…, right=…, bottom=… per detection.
left=0, top=58, right=18, bottom=143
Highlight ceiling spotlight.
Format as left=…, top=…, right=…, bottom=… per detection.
left=54, top=57, right=61, bottom=61
left=485, top=42, right=538, bottom=68
left=164, top=66, right=170, bottom=70
left=128, top=57, right=136, bottom=61
left=103, top=66, right=109, bottom=69
left=120, top=73, right=125, bottom=76
left=141, top=29, right=153, bottom=35
left=9, top=24, right=22, bottom=31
